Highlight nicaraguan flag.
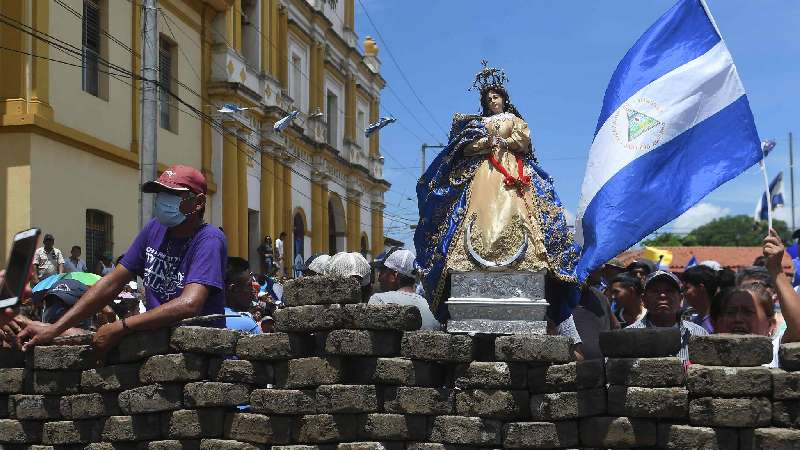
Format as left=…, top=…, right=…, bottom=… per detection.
left=755, top=171, right=784, bottom=222
left=575, top=0, right=761, bottom=281
left=686, top=255, right=698, bottom=268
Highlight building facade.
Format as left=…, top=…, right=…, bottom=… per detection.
left=0, top=0, right=388, bottom=273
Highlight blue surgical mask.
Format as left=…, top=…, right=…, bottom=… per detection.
left=154, top=192, right=186, bottom=227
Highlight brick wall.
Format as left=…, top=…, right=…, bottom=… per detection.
left=1, top=276, right=800, bottom=449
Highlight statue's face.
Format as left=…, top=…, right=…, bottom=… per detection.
left=486, top=91, right=505, bottom=114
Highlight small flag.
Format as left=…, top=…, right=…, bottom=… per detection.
left=755, top=171, right=785, bottom=222
left=218, top=103, right=250, bottom=113
left=643, top=246, right=673, bottom=269
left=686, top=255, right=698, bottom=268
left=365, top=116, right=396, bottom=137
left=787, top=244, right=800, bottom=287
left=274, top=110, right=300, bottom=133
left=574, top=0, right=761, bottom=281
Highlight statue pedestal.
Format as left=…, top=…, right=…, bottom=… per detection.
left=446, top=270, right=549, bottom=334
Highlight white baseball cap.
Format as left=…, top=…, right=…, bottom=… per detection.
left=307, top=254, right=332, bottom=275
left=326, top=252, right=371, bottom=286
left=383, top=249, right=417, bottom=278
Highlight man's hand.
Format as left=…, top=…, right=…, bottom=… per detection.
left=93, top=320, right=129, bottom=363
left=19, top=321, right=61, bottom=351
left=763, top=228, right=786, bottom=277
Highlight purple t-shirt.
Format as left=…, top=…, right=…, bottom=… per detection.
left=120, top=219, right=227, bottom=321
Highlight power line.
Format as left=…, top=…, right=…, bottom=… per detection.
left=355, top=0, right=448, bottom=139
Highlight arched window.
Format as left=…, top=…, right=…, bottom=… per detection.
left=86, top=209, right=113, bottom=272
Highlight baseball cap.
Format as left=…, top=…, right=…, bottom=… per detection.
left=383, top=249, right=417, bottom=278
left=42, top=279, right=89, bottom=324
left=142, top=165, right=207, bottom=195
left=306, top=254, right=332, bottom=275
left=644, top=270, right=681, bottom=290
left=326, top=252, right=371, bottom=286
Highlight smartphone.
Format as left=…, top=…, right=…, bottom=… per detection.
left=0, top=228, right=41, bottom=309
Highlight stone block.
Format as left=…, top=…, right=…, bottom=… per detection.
left=272, top=447, right=333, bottom=450
left=82, top=363, right=142, bottom=392
left=0, top=394, right=7, bottom=418
left=599, top=328, right=680, bottom=357
left=209, top=359, right=273, bottom=385
left=400, top=332, right=473, bottom=362
left=170, top=327, right=241, bottom=355
left=454, top=362, right=526, bottom=389
left=42, top=419, right=101, bottom=444
left=427, top=416, right=500, bottom=446
left=455, top=389, right=528, bottom=419
left=687, top=365, right=772, bottom=396
left=780, top=342, right=800, bottom=371
left=528, top=359, right=605, bottom=393
left=383, top=387, right=452, bottom=415
left=235, top=333, right=314, bottom=361
left=145, top=441, right=200, bottom=450
left=494, top=335, right=572, bottom=363
left=324, top=330, right=400, bottom=356
left=275, top=357, right=343, bottom=388
left=107, top=328, right=172, bottom=363
left=529, top=388, right=606, bottom=420
left=101, top=414, right=161, bottom=441
left=502, top=421, right=579, bottom=449
left=358, top=413, right=426, bottom=441
left=740, top=427, right=800, bottom=450
left=224, top=412, right=291, bottom=444
left=0, top=368, right=25, bottom=394
left=578, top=416, right=657, bottom=448
left=773, top=400, right=800, bottom=427
left=31, top=370, right=81, bottom=395
left=140, top=354, right=208, bottom=383
left=283, top=276, right=361, bottom=306
left=337, top=443, right=403, bottom=450
left=184, top=382, right=251, bottom=407
left=292, top=414, right=358, bottom=443
left=118, top=384, right=183, bottom=414
left=59, top=393, right=105, bottom=419
left=9, top=394, right=60, bottom=419
left=689, top=397, right=772, bottom=427
left=274, top=304, right=351, bottom=332
left=345, top=304, right=422, bottom=331
left=348, top=357, right=443, bottom=386
left=689, top=334, right=773, bottom=366
left=250, top=389, right=316, bottom=415
left=85, top=443, right=140, bottom=450
left=604, top=357, right=685, bottom=387
left=606, top=385, right=689, bottom=419
left=162, top=409, right=224, bottom=439
left=200, top=439, right=265, bottom=450
left=0, top=419, right=43, bottom=443
left=33, top=345, right=94, bottom=370
left=315, top=384, right=379, bottom=413
left=657, top=424, right=738, bottom=450
left=773, top=369, right=800, bottom=400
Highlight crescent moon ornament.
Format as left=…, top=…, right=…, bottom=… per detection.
left=465, top=217, right=528, bottom=271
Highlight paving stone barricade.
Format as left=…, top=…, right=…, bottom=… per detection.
left=2, top=276, right=800, bottom=449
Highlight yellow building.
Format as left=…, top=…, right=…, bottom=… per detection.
left=0, top=0, right=388, bottom=273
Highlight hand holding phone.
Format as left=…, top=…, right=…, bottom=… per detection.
left=0, top=228, right=41, bottom=310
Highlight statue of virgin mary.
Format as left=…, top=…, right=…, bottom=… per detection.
left=414, top=61, right=581, bottom=325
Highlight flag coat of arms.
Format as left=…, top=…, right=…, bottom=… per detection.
left=575, top=0, right=761, bottom=280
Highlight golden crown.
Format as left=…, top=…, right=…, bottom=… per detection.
left=470, top=60, right=508, bottom=93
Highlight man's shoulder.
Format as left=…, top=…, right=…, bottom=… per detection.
left=681, top=320, right=709, bottom=336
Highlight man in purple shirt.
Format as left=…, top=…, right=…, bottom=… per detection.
left=20, top=165, right=227, bottom=357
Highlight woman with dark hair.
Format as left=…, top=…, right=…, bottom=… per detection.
left=415, top=61, right=580, bottom=328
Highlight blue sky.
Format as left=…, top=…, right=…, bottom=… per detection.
left=355, top=0, right=800, bottom=248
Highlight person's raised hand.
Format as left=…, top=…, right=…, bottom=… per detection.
left=92, top=320, right=129, bottom=364
left=763, top=228, right=786, bottom=277
left=18, top=321, right=60, bottom=351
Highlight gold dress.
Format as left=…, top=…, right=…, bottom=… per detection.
left=446, top=111, right=551, bottom=272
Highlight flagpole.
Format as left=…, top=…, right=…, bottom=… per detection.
left=759, top=158, right=773, bottom=230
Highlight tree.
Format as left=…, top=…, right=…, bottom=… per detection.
left=642, top=215, right=791, bottom=247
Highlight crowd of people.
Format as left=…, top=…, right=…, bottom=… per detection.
left=2, top=164, right=799, bottom=370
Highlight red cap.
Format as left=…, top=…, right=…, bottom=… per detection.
left=142, top=165, right=207, bottom=195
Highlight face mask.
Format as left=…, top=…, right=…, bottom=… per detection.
left=154, top=192, right=187, bottom=227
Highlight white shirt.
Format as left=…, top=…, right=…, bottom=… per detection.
left=64, top=258, right=87, bottom=273
left=767, top=327, right=786, bottom=368
left=368, top=290, right=441, bottom=330
left=275, top=239, right=284, bottom=259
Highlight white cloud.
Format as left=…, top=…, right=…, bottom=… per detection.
left=563, top=208, right=576, bottom=227
left=672, top=203, right=731, bottom=232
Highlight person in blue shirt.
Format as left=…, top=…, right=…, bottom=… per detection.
left=224, top=257, right=260, bottom=334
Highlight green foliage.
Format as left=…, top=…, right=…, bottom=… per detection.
left=642, top=215, right=790, bottom=247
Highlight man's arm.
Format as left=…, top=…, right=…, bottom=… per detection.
left=763, top=229, right=800, bottom=342
left=19, top=264, right=133, bottom=350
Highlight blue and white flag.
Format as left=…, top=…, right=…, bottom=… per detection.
left=755, top=171, right=784, bottom=222
left=575, top=0, right=761, bottom=281
left=686, top=255, right=698, bottom=268
left=365, top=116, right=396, bottom=137
left=273, top=110, right=299, bottom=133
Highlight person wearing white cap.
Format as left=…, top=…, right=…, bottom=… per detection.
left=369, top=249, right=440, bottom=330
left=326, top=252, right=373, bottom=301
left=305, top=254, right=332, bottom=276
